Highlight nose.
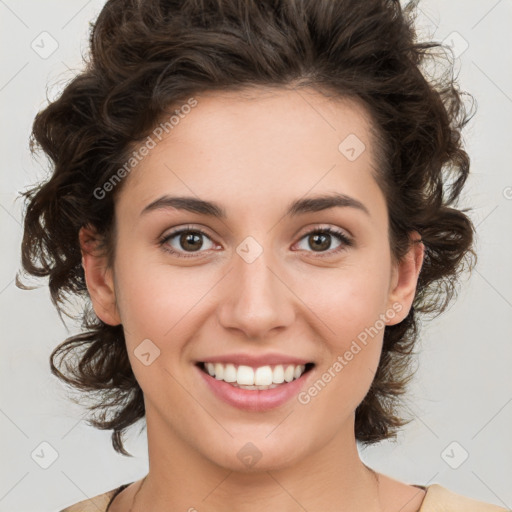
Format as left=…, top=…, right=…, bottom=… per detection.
left=216, top=246, right=296, bottom=341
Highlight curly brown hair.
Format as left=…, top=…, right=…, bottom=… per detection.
left=18, top=0, right=476, bottom=456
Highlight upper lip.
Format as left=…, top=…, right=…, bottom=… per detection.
left=198, top=353, right=313, bottom=367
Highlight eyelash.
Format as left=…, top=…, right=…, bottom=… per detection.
left=158, top=225, right=353, bottom=259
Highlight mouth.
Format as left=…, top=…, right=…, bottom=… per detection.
left=195, top=360, right=315, bottom=411
left=196, top=361, right=315, bottom=390
left=196, top=362, right=314, bottom=391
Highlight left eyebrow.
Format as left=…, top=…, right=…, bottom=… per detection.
left=140, top=192, right=370, bottom=219
left=286, top=193, right=370, bottom=218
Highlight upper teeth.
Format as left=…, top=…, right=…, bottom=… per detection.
left=204, top=362, right=307, bottom=386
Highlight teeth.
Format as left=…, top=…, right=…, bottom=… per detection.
left=223, top=363, right=237, bottom=382
left=230, top=383, right=282, bottom=390
left=273, top=365, right=285, bottom=383
left=255, top=366, right=273, bottom=386
left=206, top=362, right=215, bottom=376
left=237, top=365, right=254, bottom=385
left=202, top=362, right=308, bottom=387
left=284, top=365, right=295, bottom=383
left=214, top=363, right=224, bottom=380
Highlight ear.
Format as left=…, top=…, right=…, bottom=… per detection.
left=385, top=230, right=424, bottom=326
left=79, top=225, right=121, bottom=326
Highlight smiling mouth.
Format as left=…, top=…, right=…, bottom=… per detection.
left=196, top=361, right=315, bottom=390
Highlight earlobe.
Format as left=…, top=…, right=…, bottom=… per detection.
left=79, top=225, right=121, bottom=326
left=386, top=231, right=425, bottom=326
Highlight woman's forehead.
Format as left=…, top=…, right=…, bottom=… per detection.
left=121, top=88, right=381, bottom=203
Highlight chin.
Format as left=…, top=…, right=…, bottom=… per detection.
left=201, top=438, right=305, bottom=474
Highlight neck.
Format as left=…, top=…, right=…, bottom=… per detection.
left=137, top=403, right=383, bottom=512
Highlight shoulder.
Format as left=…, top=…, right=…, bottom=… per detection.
left=420, top=484, right=510, bottom=511
left=58, top=483, right=129, bottom=512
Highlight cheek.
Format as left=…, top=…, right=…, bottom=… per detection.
left=113, top=251, right=217, bottom=344
left=293, top=257, right=390, bottom=401
left=297, top=274, right=387, bottom=421
left=114, top=268, right=166, bottom=338
left=299, top=262, right=391, bottom=342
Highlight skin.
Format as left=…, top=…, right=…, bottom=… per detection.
left=80, top=87, right=426, bottom=512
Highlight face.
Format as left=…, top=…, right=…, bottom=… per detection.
left=82, top=87, right=423, bottom=472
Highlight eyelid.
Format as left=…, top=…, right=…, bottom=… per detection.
left=160, top=224, right=214, bottom=241
left=295, top=223, right=351, bottom=241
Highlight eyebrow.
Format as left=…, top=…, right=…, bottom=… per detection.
left=140, top=192, right=370, bottom=218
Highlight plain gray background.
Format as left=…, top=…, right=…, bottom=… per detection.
left=1, top=1, right=511, bottom=510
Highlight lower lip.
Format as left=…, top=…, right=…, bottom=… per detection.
left=196, top=364, right=314, bottom=412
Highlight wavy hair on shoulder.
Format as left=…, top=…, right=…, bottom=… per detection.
left=19, top=0, right=476, bottom=455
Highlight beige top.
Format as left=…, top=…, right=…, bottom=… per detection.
left=59, top=482, right=510, bottom=511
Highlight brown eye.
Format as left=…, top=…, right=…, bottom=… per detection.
left=178, top=232, right=204, bottom=252
left=307, top=232, right=332, bottom=252
left=295, top=227, right=353, bottom=255
left=160, top=227, right=215, bottom=258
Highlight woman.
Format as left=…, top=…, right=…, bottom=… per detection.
left=19, top=0, right=508, bottom=510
